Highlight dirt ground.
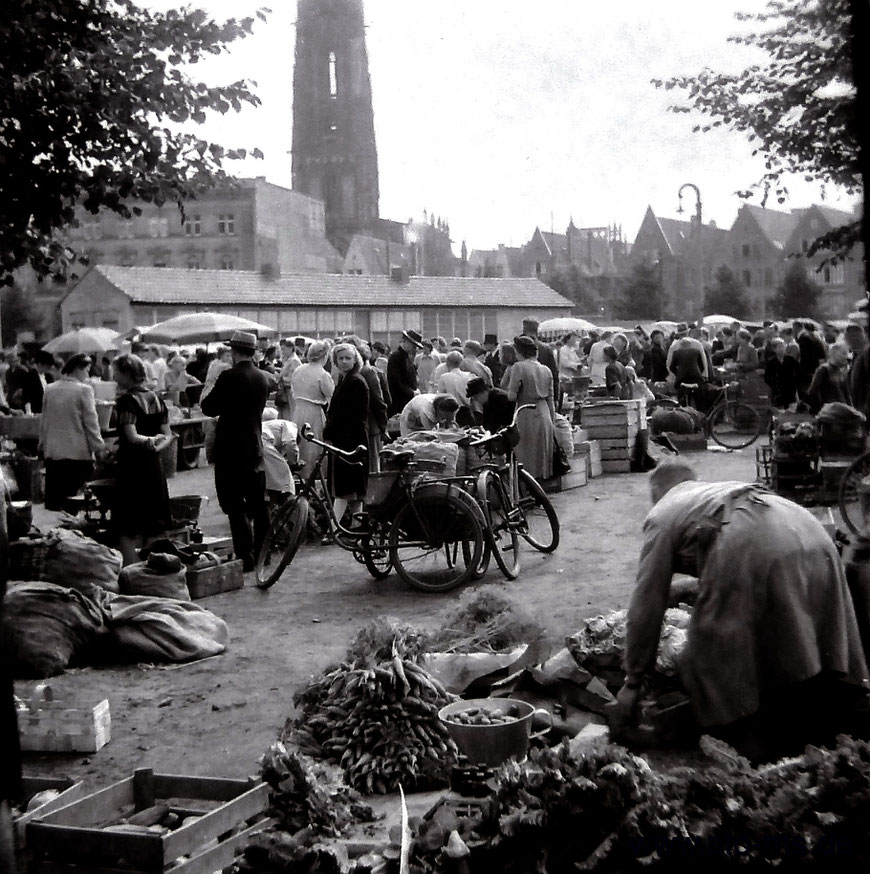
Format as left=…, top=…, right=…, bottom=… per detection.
left=18, top=445, right=764, bottom=789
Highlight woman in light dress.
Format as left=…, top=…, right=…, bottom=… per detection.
left=290, top=340, right=334, bottom=479
left=506, top=336, right=556, bottom=481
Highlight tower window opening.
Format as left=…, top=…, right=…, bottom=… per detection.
left=328, top=51, right=338, bottom=98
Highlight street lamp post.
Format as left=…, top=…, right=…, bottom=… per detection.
left=677, top=183, right=705, bottom=326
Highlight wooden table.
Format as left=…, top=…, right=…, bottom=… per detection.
left=169, top=415, right=212, bottom=470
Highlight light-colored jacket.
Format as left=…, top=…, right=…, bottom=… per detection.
left=39, top=377, right=105, bottom=460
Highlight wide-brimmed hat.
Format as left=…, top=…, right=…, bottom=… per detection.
left=466, top=377, right=488, bottom=397
left=513, top=335, right=538, bottom=355
left=675, top=322, right=689, bottom=336
left=483, top=334, right=498, bottom=346
left=464, top=340, right=484, bottom=356
left=402, top=329, right=424, bottom=347
left=228, top=330, right=258, bottom=353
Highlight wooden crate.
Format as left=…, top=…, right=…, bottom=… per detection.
left=191, top=535, right=234, bottom=562
left=601, top=459, right=632, bottom=474
left=560, top=467, right=588, bottom=491
left=15, top=776, right=86, bottom=850
left=186, top=559, right=244, bottom=600
left=28, top=769, right=270, bottom=874
left=583, top=423, right=639, bottom=440
left=18, top=684, right=111, bottom=753
left=574, top=441, right=602, bottom=478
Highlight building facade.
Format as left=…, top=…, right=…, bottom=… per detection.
left=64, top=178, right=342, bottom=275
left=292, top=0, right=380, bottom=249
left=60, top=266, right=573, bottom=346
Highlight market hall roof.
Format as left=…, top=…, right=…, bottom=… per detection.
left=70, top=265, right=574, bottom=309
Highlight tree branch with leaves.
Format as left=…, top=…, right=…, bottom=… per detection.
left=0, top=0, right=270, bottom=285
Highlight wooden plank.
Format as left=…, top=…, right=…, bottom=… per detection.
left=35, top=778, right=134, bottom=828
left=584, top=424, right=639, bottom=439
left=16, top=778, right=85, bottom=850
left=174, top=817, right=276, bottom=874
left=133, top=769, right=155, bottom=811
left=601, top=460, right=632, bottom=473
left=150, top=774, right=255, bottom=804
left=597, top=437, right=637, bottom=451
left=28, top=822, right=164, bottom=869
left=162, top=782, right=268, bottom=861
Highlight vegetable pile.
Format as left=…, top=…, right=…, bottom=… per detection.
left=407, top=735, right=870, bottom=872
left=283, top=618, right=459, bottom=794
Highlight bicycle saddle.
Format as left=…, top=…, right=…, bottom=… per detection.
left=680, top=382, right=699, bottom=390
left=380, top=447, right=415, bottom=465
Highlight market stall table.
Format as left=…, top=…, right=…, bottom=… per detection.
left=169, top=415, right=212, bottom=471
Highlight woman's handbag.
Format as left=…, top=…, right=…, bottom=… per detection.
left=552, top=437, right=571, bottom=476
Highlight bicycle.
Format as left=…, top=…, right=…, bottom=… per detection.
left=650, top=373, right=765, bottom=449
left=467, top=404, right=560, bottom=580
left=837, top=448, right=870, bottom=537
left=254, top=425, right=486, bottom=593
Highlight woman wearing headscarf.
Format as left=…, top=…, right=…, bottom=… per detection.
left=39, top=353, right=106, bottom=510
left=112, top=353, right=173, bottom=565
left=290, top=340, right=334, bottom=480
left=322, top=343, right=369, bottom=542
left=506, top=336, right=556, bottom=480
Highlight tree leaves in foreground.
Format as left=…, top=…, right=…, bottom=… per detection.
left=652, top=0, right=860, bottom=258
left=0, top=0, right=269, bottom=284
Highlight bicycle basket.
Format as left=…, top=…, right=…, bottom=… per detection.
left=364, top=470, right=401, bottom=507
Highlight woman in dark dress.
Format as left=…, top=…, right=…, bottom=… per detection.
left=322, top=343, right=369, bottom=542
left=112, top=354, right=173, bottom=565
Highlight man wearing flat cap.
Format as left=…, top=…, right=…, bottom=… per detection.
left=201, top=330, right=272, bottom=572
left=387, top=329, right=422, bottom=416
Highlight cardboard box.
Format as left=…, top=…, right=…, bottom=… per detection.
left=18, top=684, right=111, bottom=753
left=27, top=769, right=270, bottom=874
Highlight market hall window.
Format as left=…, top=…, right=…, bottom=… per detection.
left=218, top=214, right=235, bottom=235
left=185, top=214, right=202, bottom=237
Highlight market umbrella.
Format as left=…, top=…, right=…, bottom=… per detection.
left=536, top=317, right=598, bottom=339
left=43, top=327, right=120, bottom=355
left=138, top=313, right=278, bottom=345
left=702, top=314, right=741, bottom=326
left=652, top=320, right=679, bottom=333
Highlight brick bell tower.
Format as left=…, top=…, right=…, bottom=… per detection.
left=292, top=0, right=380, bottom=251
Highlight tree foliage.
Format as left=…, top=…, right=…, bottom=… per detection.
left=545, top=264, right=599, bottom=314
left=0, top=0, right=269, bottom=284
left=1, top=285, right=43, bottom=347
left=770, top=260, right=824, bottom=320
left=705, top=264, right=751, bottom=318
left=614, top=261, right=666, bottom=320
left=652, top=0, right=860, bottom=256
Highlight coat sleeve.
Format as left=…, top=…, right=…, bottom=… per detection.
left=366, top=369, right=387, bottom=431
left=623, top=515, right=676, bottom=685
left=79, top=385, right=106, bottom=454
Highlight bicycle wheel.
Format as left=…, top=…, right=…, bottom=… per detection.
left=254, top=495, right=309, bottom=589
left=476, top=470, right=520, bottom=580
left=708, top=401, right=763, bottom=449
left=389, top=490, right=484, bottom=592
left=517, top=468, right=560, bottom=553
left=838, top=451, right=870, bottom=537
left=360, top=521, right=393, bottom=580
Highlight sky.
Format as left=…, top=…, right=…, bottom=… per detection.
left=142, top=0, right=860, bottom=252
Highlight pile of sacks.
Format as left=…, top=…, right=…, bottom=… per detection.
left=2, top=529, right=229, bottom=679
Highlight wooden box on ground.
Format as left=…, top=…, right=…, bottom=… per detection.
left=27, top=768, right=270, bottom=874
left=186, top=559, right=244, bottom=600
left=15, top=776, right=86, bottom=850
left=662, top=432, right=708, bottom=452
left=560, top=467, right=588, bottom=491
left=191, top=535, right=234, bottom=562
left=574, top=440, right=603, bottom=478
left=18, top=685, right=111, bottom=753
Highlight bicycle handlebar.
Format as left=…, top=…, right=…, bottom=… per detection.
left=300, top=423, right=367, bottom=464
left=468, top=403, right=536, bottom=448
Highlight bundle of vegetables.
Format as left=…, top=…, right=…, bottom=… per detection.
left=566, top=608, right=690, bottom=679
left=284, top=619, right=459, bottom=794
left=425, top=587, right=545, bottom=654
left=259, top=743, right=376, bottom=836
left=407, top=735, right=870, bottom=872
left=232, top=828, right=385, bottom=874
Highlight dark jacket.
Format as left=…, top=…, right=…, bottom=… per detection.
left=324, top=372, right=369, bottom=498
left=200, top=359, right=271, bottom=468
left=21, top=368, right=52, bottom=413
left=807, top=362, right=851, bottom=413
left=483, top=350, right=504, bottom=387
left=764, top=356, right=801, bottom=409
left=645, top=344, right=669, bottom=383
left=534, top=339, right=560, bottom=391
left=360, top=363, right=388, bottom=434
left=798, top=333, right=827, bottom=383
left=387, top=347, right=417, bottom=415
left=669, top=346, right=705, bottom=386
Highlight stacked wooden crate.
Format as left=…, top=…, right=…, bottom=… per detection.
left=573, top=440, right=603, bottom=478
left=580, top=400, right=645, bottom=474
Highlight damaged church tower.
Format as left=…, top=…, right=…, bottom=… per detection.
left=292, top=0, right=380, bottom=252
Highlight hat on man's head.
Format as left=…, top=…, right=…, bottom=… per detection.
left=483, top=334, right=498, bottom=346
left=513, top=335, right=538, bottom=355
left=675, top=322, right=689, bottom=336
left=402, top=329, right=424, bottom=348
left=466, top=377, right=487, bottom=397
left=228, top=330, right=258, bottom=353
left=451, top=337, right=463, bottom=347
left=522, top=318, right=540, bottom=334
left=464, top=340, right=484, bottom=356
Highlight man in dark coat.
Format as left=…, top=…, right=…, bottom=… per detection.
left=796, top=322, right=827, bottom=396
left=200, top=330, right=272, bottom=572
left=387, top=329, right=422, bottom=415
left=482, top=334, right=504, bottom=386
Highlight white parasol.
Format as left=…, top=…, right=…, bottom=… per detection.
left=43, top=327, right=120, bottom=355
left=138, top=313, right=278, bottom=345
